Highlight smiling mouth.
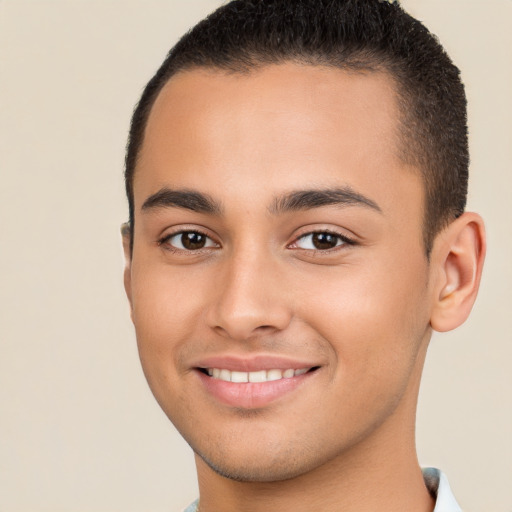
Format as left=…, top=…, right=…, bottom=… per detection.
left=199, top=367, right=319, bottom=383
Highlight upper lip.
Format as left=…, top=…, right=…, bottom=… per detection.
left=191, top=354, right=321, bottom=372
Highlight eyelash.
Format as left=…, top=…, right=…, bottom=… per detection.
left=158, top=229, right=218, bottom=253
left=290, top=230, right=356, bottom=253
left=158, top=229, right=356, bottom=253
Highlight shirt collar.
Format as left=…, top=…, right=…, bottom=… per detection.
left=423, top=467, right=462, bottom=512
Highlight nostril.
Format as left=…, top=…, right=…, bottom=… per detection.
left=211, top=323, right=281, bottom=342
left=255, top=325, right=277, bottom=332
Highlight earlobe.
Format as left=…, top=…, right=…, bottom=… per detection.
left=121, top=222, right=134, bottom=315
left=430, top=212, right=486, bottom=333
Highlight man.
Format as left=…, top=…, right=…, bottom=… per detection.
left=121, top=1, right=485, bottom=510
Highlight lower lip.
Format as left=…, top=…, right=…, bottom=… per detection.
left=196, top=370, right=315, bottom=409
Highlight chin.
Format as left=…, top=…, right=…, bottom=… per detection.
left=197, top=454, right=309, bottom=483
left=192, top=439, right=326, bottom=483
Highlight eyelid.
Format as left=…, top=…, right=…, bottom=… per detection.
left=156, top=225, right=355, bottom=254
left=158, top=226, right=220, bottom=252
left=288, top=229, right=356, bottom=251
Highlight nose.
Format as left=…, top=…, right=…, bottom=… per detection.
left=206, top=250, right=293, bottom=342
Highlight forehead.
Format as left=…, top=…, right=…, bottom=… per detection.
left=134, top=63, right=421, bottom=222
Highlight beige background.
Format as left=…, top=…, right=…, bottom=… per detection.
left=0, top=1, right=510, bottom=510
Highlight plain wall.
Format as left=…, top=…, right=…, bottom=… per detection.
left=0, top=1, right=510, bottom=510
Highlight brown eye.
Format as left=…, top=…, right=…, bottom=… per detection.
left=311, top=233, right=339, bottom=250
left=293, top=231, right=352, bottom=251
left=163, top=231, right=217, bottom=251
left=182, top=232, right=206, bottom=250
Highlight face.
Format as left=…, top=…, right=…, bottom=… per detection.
left=125, top=63, right=435, bottom=482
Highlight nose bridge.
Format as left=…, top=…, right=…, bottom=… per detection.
left=207, top=240, right=292, bottom=340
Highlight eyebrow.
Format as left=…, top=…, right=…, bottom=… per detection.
left=141, top=187, right=223, bottom=215
left=140, top=186, right=381, bottom=216
left=269, top=187, right=382, bottom=215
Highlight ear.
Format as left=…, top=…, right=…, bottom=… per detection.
left=121, top=222, right=134, bottom=315
left=430, top=212, right=486, bottom=332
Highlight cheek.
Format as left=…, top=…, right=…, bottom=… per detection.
left=129, top=262, right=208, bottom=423
left=132, top=256, right=208, bottom=326
left=289, top=262, right=431, bottom=441
left=130, top=260, right=209, bottom=377
left=293, top=256, right=430, bottom=379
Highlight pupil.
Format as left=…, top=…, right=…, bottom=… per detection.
left=312, top=233, right=337, bottom=250
left=182, top=232, right=206, bottom=250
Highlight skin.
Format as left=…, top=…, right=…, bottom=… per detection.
left=123, top=63, right=485, bottom=511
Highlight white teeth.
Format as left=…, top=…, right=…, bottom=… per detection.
left=205, top=367, right=312, bottom=383
left=231, top=371, right=249, bottom=383
left=266, top=369, right=283, bottom=381
left=248, top=370, right=267, bottom=383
